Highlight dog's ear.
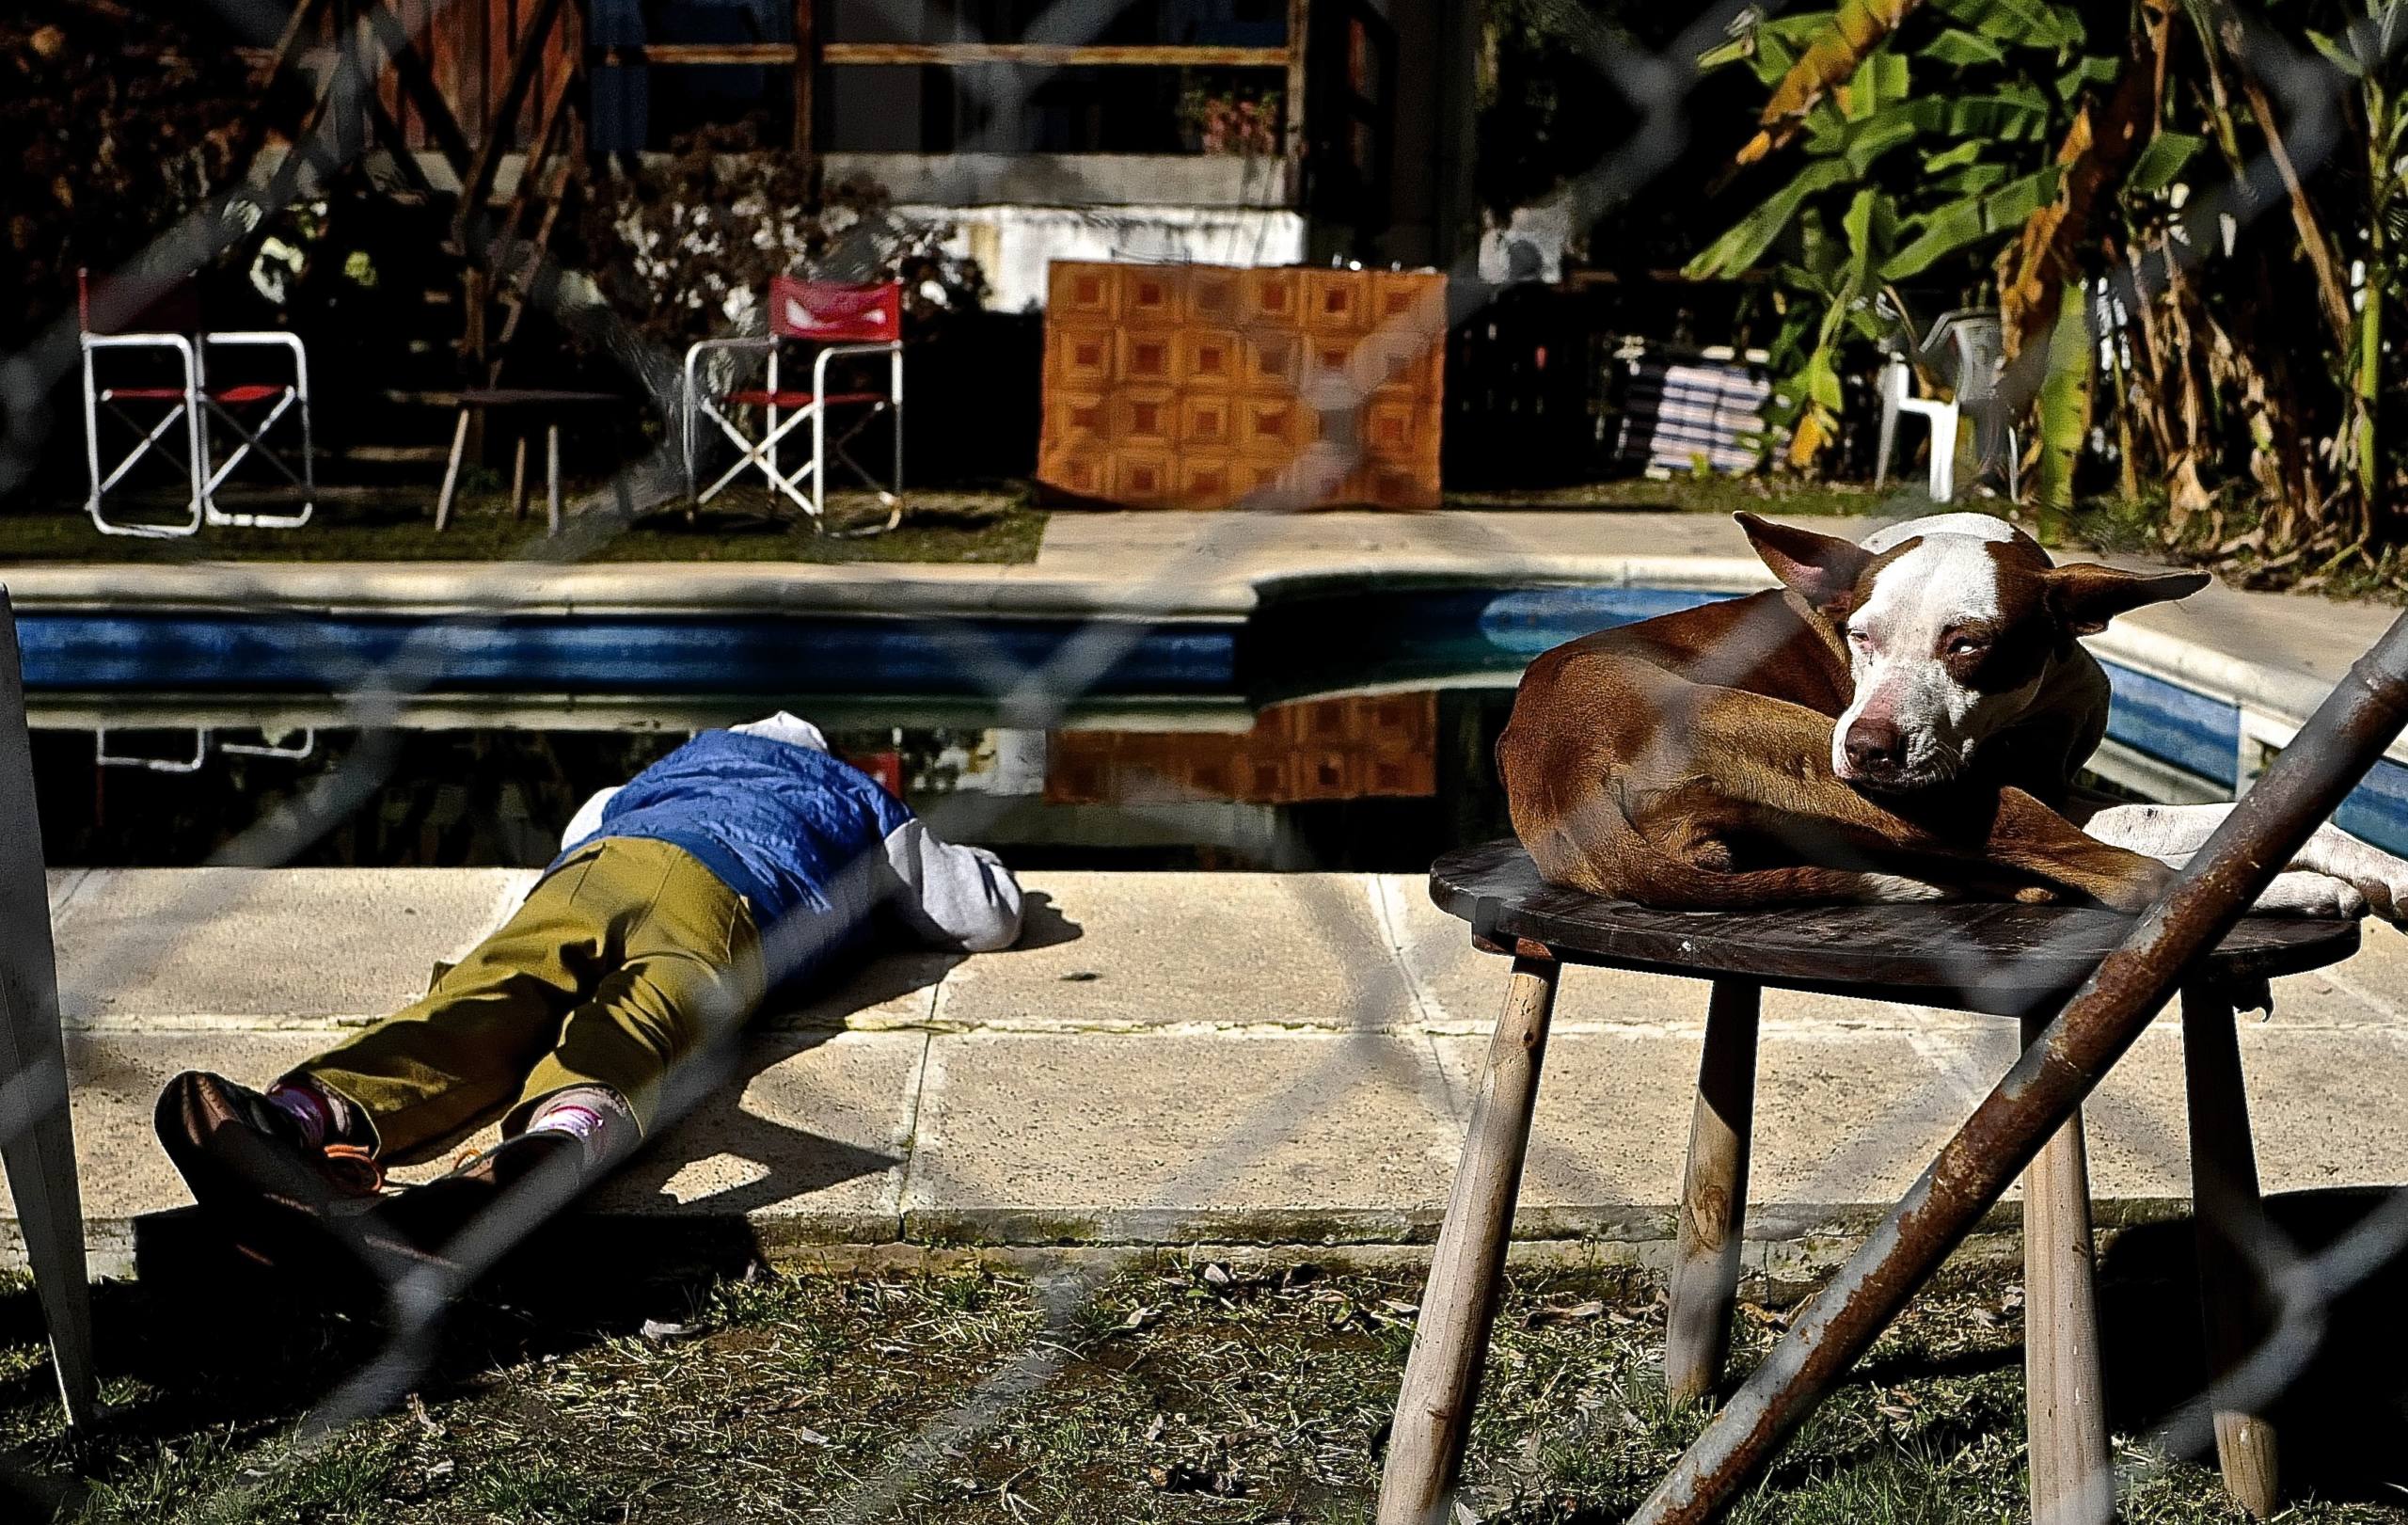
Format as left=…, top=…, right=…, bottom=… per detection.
left=1735, top=512, right=1874, bottom=610
left=2046, top=563, right=2211, bottom=635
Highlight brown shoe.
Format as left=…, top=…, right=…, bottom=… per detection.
left=154, top=1071, right=386, bottom=1273
left=369, top=1131, right=589, bottom=1276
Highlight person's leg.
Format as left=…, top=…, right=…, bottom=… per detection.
left=500, top=842, right=763, bottom=1148
left=366, top=846, right=760, bottom=1266
left=293, top=839, right=662, bottom=1162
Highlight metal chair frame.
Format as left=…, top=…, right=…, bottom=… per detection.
left=78, top=273, right=314, bottom=538
left=81, top=330, right=205, bottom=538
left=197, top=333, right=315, bottom=530
left=682, top=279, right=904, bottom=532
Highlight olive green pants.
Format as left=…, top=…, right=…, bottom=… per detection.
left=293, top=837, right=763, bottom=1165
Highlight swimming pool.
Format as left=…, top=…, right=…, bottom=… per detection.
left=19, top=580, right=2406, bottom=863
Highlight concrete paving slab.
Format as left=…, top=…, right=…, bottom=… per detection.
left=595, top=1031, right=924, bottom=1242
left=936, top=872, right=1418, bottom=1030
left=0, top=1034, right=331, bottom=1247
left=52, top=868, right=535, bottom=1027
left=901, top=1030, right=1459, bottom=1242
left=2316, top=920, right=2408, bottom=1025
left=1431, top=1027, right=1995, bottom=1241
left=763, top=950, right=956, bottom=1030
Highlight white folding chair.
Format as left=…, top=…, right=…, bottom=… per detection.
left=683, top=277, right=904, bottom=532
left=77, top=270, right=313, bottom=538
left=1875, top=307, right=2017, bottom=501
left=79, top=272, right=204, bottom=538
left=197, top=330, right=314, bottom=530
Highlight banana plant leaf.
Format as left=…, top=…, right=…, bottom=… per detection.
left=1739, top=0, right=1931, bottom=165
left=1882, top=165, right=2063, bottom=278
left=1687, top=158, right=1859, bottom=278
left=1928, top=0, right=2085, bottom=49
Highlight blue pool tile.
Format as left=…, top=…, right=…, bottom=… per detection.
left=2099, top=661, right=2240, bottom=787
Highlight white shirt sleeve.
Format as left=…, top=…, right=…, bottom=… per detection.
left=562, top=786, right=621, bottom=850
left=879, top=818, right=1023, bottom=952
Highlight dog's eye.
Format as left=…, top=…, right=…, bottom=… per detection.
left=1946, top=634, right=1988, bottom=657
left=1847, top=627, right=1872, bottom=648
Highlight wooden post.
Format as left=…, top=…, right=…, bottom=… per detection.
left=510, top=432, right=529, bottom=519
left=2181, top=984, right=2281, bottom=1517
left=1377, top=954, right=1558, bottom=1525
left=2020, top=1010, right=2114, bottom=1525
left=1285, top=0, right=1309, bottom=191
left=792, top=0, right=816, bottom=154
left=0, top=592, right=97, bottom=1430
left=1668, top=979, right=1758, bottom=1404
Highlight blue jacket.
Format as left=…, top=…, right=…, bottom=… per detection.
left=557, top=728, right=1022, bottom=988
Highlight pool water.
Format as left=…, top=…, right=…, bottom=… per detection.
left=32, top=690, right=1525, bottom=872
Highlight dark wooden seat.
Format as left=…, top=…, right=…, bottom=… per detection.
left=1379, top=840, right=2359, bottom=1525
left=1433, top=836, right=2356, bottom=1011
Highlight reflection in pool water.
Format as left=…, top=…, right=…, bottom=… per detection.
left=33, top=691, right=1524, bottom=873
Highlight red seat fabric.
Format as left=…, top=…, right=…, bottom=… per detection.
left=210, top=384, right=287, bottom=405
left=100, top=387, right=189, bottom=401
left=767, top=278, right=902, bottom=343
left=100, top=384, right=288, bottom=404
left=722, top=389, right=888, bottom=409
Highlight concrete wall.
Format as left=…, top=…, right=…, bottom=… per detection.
left=900, top=202, right=1310, bottom=314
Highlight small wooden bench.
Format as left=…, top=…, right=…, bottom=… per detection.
left=1377, top=840, right=2360, bottom=1525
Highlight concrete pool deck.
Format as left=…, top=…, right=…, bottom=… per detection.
left=15, top=865, right=2408, bottom=1277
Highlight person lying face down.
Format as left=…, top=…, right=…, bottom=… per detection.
left=154, top=711, right=1022, bottom=1273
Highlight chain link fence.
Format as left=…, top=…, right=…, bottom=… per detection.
left=5, top=0, right=2408, bottom=1519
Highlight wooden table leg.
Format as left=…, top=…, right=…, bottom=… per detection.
left=546, top=422, right=562, bottom=536
left=1377, top=954, right=1560, bottom=1525
left=1668, top=978, right=1757, bottom=1404
left=433, top=406, right=471, bottom=532
left=2181, top=983, right=2280, bottom=1517
left=2021, top=1010, right=2113, bottom=1525
left=509, top=433, right=529, bottom=520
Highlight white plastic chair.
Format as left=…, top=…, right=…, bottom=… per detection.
left=1875, top=308, right=2017, bottom=501
left=683, top=277, right=904, bottom=532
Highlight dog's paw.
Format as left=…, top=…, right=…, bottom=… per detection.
left=2251, top=870, right=2368, bottom=920
left=2289, top=829, right=2408, bottom=923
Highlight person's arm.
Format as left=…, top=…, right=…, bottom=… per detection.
left=562, top=786, right=622, bottom=850
left=879, top=818, right=1022, bottom=952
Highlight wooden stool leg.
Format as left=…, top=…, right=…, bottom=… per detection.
left=2021, top=1011, right=2114, bottom=1525
left=1378, top=954, right=1560, bottom=1525
left=1668, top=978, right=1758, bottom=1404
left=2181, top=984, right=2280, bottom=1517
left=510, top=434, right=529, bottom=520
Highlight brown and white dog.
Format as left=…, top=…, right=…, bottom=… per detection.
left=1498, top=511, right=2408, bottom=922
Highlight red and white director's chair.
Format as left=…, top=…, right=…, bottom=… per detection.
left=78, top=270, right=313, bottom=539
left=683, top=277, right=903, bottom=532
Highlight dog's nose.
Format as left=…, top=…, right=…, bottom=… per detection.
left=1844, top=718, right=1905, bottom=774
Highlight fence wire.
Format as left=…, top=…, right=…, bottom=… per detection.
left=5, top=0, right=2408, bottom=1521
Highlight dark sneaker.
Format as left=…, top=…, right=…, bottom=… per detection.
left=370, top=1131, right=589, bottom=1278
left=154, top=1071, right=388, bottom=1274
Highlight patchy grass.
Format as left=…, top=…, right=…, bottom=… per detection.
left=2, top=1257, right=2400, bottom=1524
left=0, top=491, right=1045, bottom=565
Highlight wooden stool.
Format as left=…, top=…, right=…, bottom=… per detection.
left=1377, top=841, right=2360, bottom=1525
left=434, top=388, right=622, bottom=535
